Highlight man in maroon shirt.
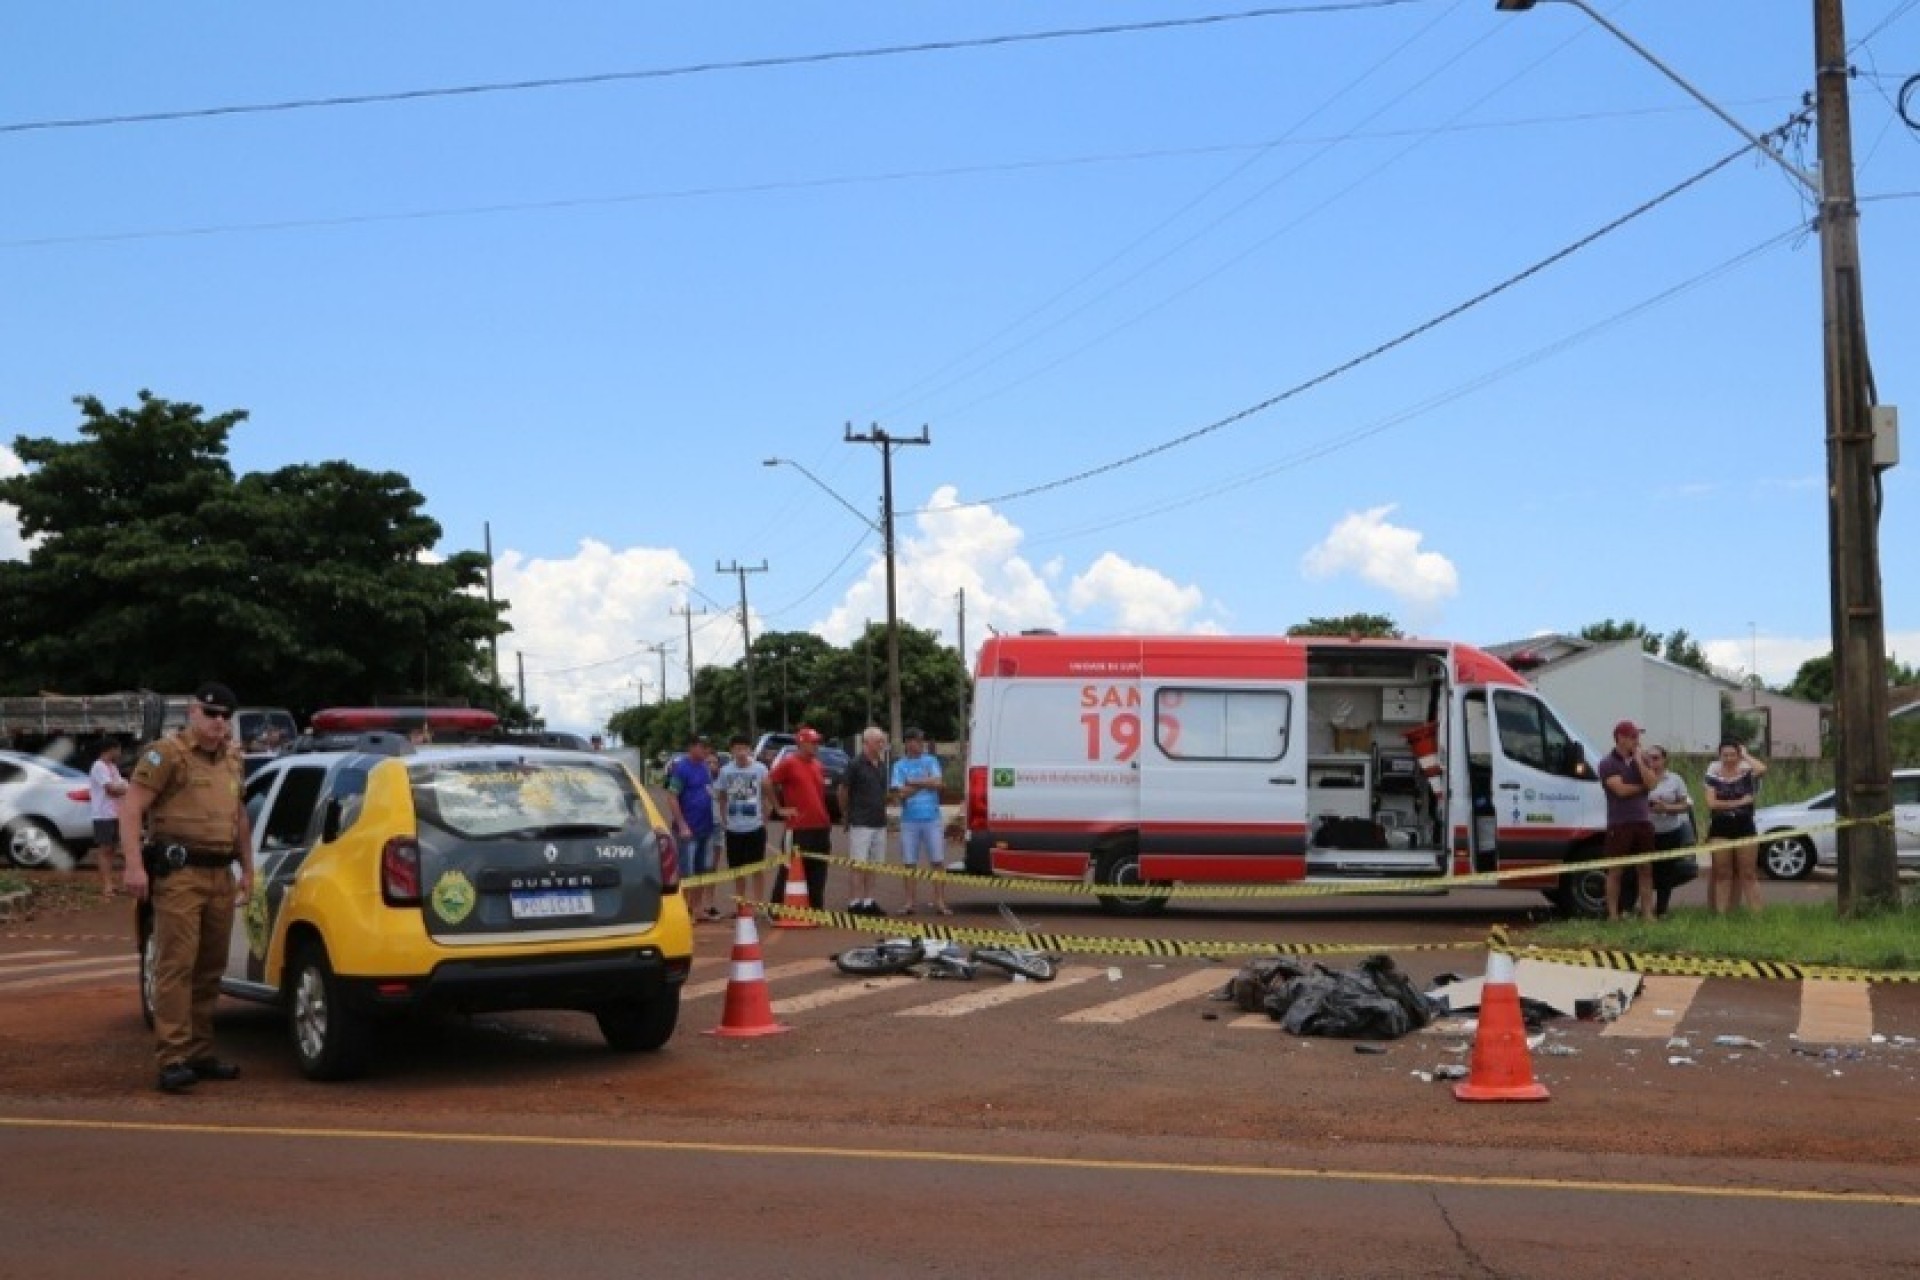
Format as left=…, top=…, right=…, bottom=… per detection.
left=770, top=726, right=833, bottom=909
left=1597, top=719, right=1657, bottom=922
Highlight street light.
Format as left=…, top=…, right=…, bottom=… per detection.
left=764, top=451, right=909, bottom=748
left=1497, top=0, right=1900, bottom=912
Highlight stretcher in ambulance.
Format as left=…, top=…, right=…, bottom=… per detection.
left=963, top=633, right=1613, bottom=916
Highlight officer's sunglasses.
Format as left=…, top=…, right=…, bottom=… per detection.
left=194, top=704, right=232, bottom=721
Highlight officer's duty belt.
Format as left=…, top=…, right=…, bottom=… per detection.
left=146, top=844, right=236, bottom=869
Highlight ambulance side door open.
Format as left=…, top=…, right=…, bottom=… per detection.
left=1481, top=686, right=1600, bottom=866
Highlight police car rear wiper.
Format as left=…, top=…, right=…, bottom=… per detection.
left=510, top=823, right=627, bottom=839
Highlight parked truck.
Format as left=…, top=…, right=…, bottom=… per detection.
left=0, top=691, right=298, bottom=759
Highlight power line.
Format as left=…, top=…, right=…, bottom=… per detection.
left=0, top=2, right=1420, bottom=136
left=913, top=127, right=1788, bottom=516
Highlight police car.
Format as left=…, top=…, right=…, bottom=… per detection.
left=138, top=737, right=692, bottom=1080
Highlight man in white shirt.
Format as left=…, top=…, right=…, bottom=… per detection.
left=88, top=741, right=129, bottom=896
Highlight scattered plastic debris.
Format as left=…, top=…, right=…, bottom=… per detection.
left=1539, top=1043, right=1579, bottom=1057
left=1354, top=1043, right=1388, bottom=1056
left=1106, top=967, right=1123, bottom=983
left=1432, top=1064, right=1469, bottom=1081
left=1668, top=1056, right=1697, bottom=1067
left=1667, top=1037, right=1691, bottom=1051
left=1713, top=1035, right=1764, bottom=1049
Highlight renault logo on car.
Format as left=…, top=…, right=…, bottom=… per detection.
left=544, top=843, right=559, bottom=863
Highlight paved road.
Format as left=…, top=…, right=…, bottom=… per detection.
left=4, top=1114, right=1917, bottom=1279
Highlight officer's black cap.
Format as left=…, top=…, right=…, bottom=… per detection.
left=194, top=681, right=237, bottom=713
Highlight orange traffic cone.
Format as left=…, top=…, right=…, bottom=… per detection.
left=772, top=847, right=817, bottom=930
left=1454, top=950, right=1550, bottom=1102
left=704, top=903, right=790, bottom=1038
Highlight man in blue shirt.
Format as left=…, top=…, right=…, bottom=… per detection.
left=666, top=734, right=721, bottom=922
left=889, top=727, right=949, bottom=915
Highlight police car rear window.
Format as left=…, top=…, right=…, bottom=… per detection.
left=408, top=759, right=640, bottom=839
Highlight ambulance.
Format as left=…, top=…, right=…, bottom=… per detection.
left=963, top=632, right=1613, bottom=916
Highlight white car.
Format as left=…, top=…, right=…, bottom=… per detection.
left=1754, top=769, right=1920, bottom=879
left=0, top=749, right=94, bottom=868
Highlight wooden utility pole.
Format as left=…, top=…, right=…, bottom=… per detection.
left=671, top=602, right=707, bottom=736
left=845, top=423, right=931, bottom=749
left=716, top=560, right=768, bottom=741
left=1812, top=0, right=1898, bottom=912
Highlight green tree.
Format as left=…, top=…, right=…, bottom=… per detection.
left=1287, top=612, right=1401, bottom=638
left=1577, top=618, right=1710, bottom=674
left=0, top=393, right=508, bottom=715
left=1785, top=651, right=1920, bottom=704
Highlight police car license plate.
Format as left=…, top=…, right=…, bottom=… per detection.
left=509, top=889, right=594, bottom=920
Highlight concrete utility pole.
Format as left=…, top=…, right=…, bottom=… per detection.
left=642, top=642, right=673, bottom=713
left=670, top=601, right=708, bottom=736
left=955, top=587, right=969, bottom=765
left=846, top=423, right=931, bottom=749
left=1495, top=0, right=1901, bottom=914
left=716, top=560, right=768, bottom=741
left=1811, top=0, right=1898, bottom=911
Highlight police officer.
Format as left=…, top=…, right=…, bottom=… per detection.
left=120, top=682, right=255, bottom=1093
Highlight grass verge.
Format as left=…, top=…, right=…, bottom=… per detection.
left=1526, top=895, right=1920, bottom=972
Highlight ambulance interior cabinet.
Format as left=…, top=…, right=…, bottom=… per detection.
left=1308, top=756, right=1371, bottom=820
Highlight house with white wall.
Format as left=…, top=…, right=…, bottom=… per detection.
left=1485, top=635, right=1824, bottom=758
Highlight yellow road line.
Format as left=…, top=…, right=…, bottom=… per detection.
left=897, top=965, right=1102, bottom=1017
left=1060, top=968, right=1226, bottom=1025
left=3, top=1116, right=1916, bottom=1208
left=1796, top=979, right=1875, bottom=1045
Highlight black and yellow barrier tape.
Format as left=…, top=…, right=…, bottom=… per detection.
left=750, top=901, right=1488, bottom=959
left=681, top=856, right=779, bottom=890
left=784, top=817, right=1886, bottom=902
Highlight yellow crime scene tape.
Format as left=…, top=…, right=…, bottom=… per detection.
left=686, top=820, right=1920, bottom=980
left=791, top=816, right=1888, bottom=901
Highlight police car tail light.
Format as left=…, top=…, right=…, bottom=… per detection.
left=381, top=837, right=422, bottom=905
left=654, top=828, right=681, bottom=893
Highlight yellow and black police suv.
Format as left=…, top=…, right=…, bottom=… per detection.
left=138, top=735, right=694, bottom=1080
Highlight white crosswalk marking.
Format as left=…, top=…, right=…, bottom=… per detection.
left=1602, top=976, right=1704, bottom=1038
left=1060, top=969, right=1227, bottom=1025
left=1795, top=979, right=1874, bottom=1045
left=683, top=958, right=825, bottom=1002
left=898, top=965, right=1101, bottom=1017
left=770, top=975, right=916, bottom=1014
left=0, top=950, right=82, bottom=968
left=1, top=958, right=138, bottom=991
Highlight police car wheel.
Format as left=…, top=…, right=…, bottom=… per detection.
left=287, top=942, right=372, bottom=1081
left=596, top=988, right=680, bottom=1052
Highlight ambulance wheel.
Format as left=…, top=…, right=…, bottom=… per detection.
left=1552, top=866, right=1609, bottom=919
left=1094, top=848, right=1169, bottom=917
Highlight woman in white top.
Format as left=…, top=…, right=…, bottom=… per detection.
left=1640, top=745, right=1693, bottom=918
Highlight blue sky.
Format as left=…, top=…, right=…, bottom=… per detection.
left=3, top=1, right=1916, bottom=735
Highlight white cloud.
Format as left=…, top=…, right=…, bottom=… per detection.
left=1068, top=552, right=1209, bottom=633
left=1301, top=505, right=1459, bottom=608
left=493, top=539, right=708, bottom=734
left=0, top=445, right=33, bottom=561
left=819, top=485, right=1063, bottom=652
left=1704, top=629, right=1920, bottom=690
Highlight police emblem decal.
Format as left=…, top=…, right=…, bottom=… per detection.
left=430, top=870, right=477, bottom=925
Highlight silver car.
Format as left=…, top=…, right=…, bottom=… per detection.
left=0, top=749, right=94, bottom=868
left=1754, top=768, right=1920, bottom=879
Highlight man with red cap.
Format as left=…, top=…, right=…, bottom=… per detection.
left=1597, top=719, right=1657, bottom=922
left=770, top=726, right=833, bottom=910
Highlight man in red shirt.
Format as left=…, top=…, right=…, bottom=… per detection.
left=770, top=726, right=833, bottom=910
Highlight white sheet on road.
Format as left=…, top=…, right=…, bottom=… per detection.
left=1429, top=958, right=1640, bottom=1017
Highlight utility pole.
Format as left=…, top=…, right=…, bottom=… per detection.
left=863, top=617, right=875, bottom=726
left=1494, top=0, right=1900, bottom=915
left=846, top=423, right=931, bottom=749
left=956, top=587, right=969, bottom=762
left=516, top=650, right=526, bottom=710
left=1812, top=0, right=1897, bottom=912
left=716, top=560, right=768, bottom=741
left=484, top=521, right=500, bottom=694
left=671, top=601, right=707, bottom=736
left=642, top=642, right=673, bottom=713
